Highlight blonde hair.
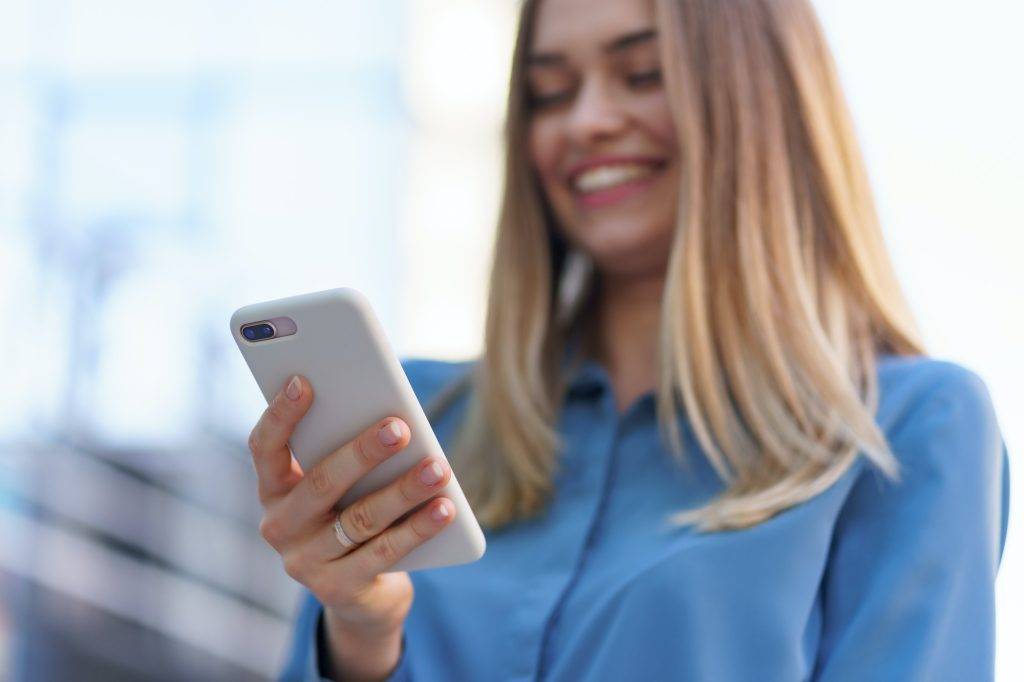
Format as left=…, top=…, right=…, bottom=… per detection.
left=447, top=0, right=923, bottom=532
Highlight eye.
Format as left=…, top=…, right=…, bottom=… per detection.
left=627, top=69, right=662, bottom=87
left=529, top=89, right=573, bottom=110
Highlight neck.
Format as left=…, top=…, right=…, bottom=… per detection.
left=589, top=270, right=665, bottom=413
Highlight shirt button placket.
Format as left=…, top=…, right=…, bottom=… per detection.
left=533, top=388, right=623, bottom=681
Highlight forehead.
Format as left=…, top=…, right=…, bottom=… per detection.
left=529, top=0, right=655, bottom=53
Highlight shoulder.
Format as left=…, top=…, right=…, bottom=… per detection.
left=875, top=354, right=1000, bottom=444
left=868, top=354, right=1007, bottom=526
left=400, top=356, right=476, bottom=406
left=836, top=355, right=1010, bottom=566
left=818, top=357, right=1009, bottom=671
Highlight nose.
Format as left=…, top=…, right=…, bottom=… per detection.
left=565, top=75, right=628, bottom=146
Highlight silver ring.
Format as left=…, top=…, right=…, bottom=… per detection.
left=333, top=513, right=359, bottom=549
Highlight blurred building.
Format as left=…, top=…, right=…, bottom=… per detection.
left=0, top=0, right=513, bottom=678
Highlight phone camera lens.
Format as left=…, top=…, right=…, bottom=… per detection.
left=243, top=323, right=275, bottom=341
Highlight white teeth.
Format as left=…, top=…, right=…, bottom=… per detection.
left=573, top=163, right=658, bottom=193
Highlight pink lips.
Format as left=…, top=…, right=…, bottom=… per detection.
left=574, top=169, right=662, bottom=208
left=563, top=155, right=666, bottom=210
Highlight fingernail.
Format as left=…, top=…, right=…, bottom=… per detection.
left=286, top=376, right=301, bottom=401
left=431, top=501, right=450, bottom=522
left=378, top=420, right=403, bottom=447
left=420, top=461, right=443, bottom=486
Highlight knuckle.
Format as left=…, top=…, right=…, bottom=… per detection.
left=259, top=515, right=285, bottom=547
left=347, top=501, right=376, bottom=537
left=398, top=475, right=419, bottom=505
left=352, top=435, right=374, bottom=468
left=307, top=461, right=333, bottom=497
left=247, top=428, right=260, bottom=456
left=408, top=514, right=433, bottom=543
left=265, top=396, right=291, bottom=428
left=371, top=532, right=400, bottom=565
left=281, top=552, right=307, bottom=582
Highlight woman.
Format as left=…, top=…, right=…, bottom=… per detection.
left=254, top=0, right=1011, bottom=679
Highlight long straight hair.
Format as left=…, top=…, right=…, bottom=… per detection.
left=447, top=0, right=924, bottom=532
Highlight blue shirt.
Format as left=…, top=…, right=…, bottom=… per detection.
left=280, top=354, right=1011, bottom=681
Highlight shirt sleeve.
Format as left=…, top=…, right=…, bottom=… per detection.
left=277, top=589, right=413, bottom=681
left=813, top=365, right=1011, bottom=682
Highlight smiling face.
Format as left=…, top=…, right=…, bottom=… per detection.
left=526, top=0, right=680, bottom=278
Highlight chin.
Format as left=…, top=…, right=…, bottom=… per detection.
left=583, top=237, right=674, bottom=277
left=568, top=220, right=675, bottom=276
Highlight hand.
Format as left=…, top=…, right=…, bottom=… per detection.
left=248, top=375, right=456, bottom=678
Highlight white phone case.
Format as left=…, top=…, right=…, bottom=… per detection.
left=229, top=287, right=486, bottom=572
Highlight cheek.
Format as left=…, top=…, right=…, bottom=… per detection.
left=645, top=95, right=679, bottom=153
left=527, top=120, right=563, bottom=189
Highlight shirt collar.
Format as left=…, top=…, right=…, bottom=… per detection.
left=560, top=331, right=609, bottom=398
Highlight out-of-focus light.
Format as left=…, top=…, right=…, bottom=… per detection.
left=401, top=0, right=516, bottom=132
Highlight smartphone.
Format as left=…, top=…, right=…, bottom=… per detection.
left=229, top=287, right=486, bottom=572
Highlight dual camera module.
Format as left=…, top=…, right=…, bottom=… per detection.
left=239, top=316, right=296, bottom=342
left=242, top=322, right=275, bottom=341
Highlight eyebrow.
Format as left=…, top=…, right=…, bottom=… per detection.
left=527, top=28, right=657, bottom=67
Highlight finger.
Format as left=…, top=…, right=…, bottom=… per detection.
left=248, top=374, right=314, bottom=502
left=277, top=511, right=362, bottom=585
left=346, top=497, right=455, bottom=582
left=303, top=456, right=452, bottom=563
left=338, top=455, right=452, bottom=546
left=303, top=497, right=456, bottom=598
left=274, top=416, right=412, bottom=534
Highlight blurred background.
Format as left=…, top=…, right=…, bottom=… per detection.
left=0, top=0, right=1020, bottom=679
